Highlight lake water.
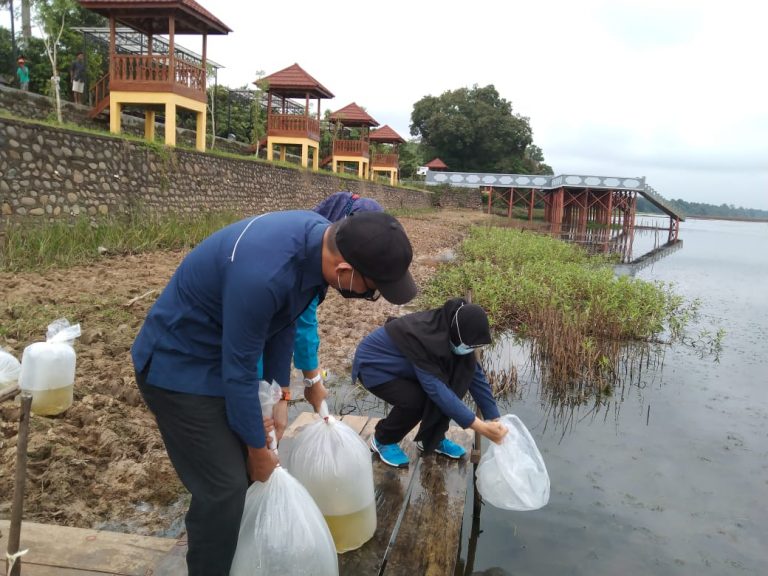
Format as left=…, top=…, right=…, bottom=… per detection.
left=458, top=218, right=768, bottom=575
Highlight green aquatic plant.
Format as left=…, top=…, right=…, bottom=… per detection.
left=421, top=226, right=699, bottom=393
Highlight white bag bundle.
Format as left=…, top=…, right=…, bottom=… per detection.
left=476, top=414, right=550, bottom=511
left=19, top=318, right=81, bottom=415
left=229, top=467, right=338, bottom=576
left=285, top=402, right=376, bottom=553
left=0, top=350, right=21, bottom=386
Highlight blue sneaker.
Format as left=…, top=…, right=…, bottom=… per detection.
left=417, top=438, right=466, bottom=459
left=370, top=437, right=409, bottom=468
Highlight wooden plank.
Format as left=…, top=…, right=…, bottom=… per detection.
left=380, top=427, right=474, bottom=576
left=282, top=411, right=319, bottom=439
left=338, top=422, right=422, bottom=576
left=0, top=520, right=178, bottom=576
left=338, top=414, right=370, bottom=434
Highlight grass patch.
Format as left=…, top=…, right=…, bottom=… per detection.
left=1, top=211, right=240, bottom=272
left=420, top=226, right=698, bottom=393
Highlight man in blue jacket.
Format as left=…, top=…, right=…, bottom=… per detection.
left=132, top=210, right=415, bottom=576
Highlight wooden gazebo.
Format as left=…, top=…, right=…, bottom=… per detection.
left=259, top=63, right=334, bottom=169
left=79, top=0, right=230, bottom=152
left=328, top=103, right=379, bottom=179
left=425, top=157, right=448, bottom=171
left=369, top=124, right=405, bottom=185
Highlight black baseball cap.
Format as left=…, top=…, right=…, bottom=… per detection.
left=336, top=212, right=417, bottom=304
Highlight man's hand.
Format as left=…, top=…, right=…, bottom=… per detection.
left=247, top=446, right=279, bottom=483
left=304, top=380, right=329, bottom=413
left=273, top=399, right=288, bottom=441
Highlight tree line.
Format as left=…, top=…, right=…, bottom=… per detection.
left=636, top=196, right=768, bottom=220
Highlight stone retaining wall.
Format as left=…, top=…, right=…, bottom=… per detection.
left=0, top=115, right=432, bottom=227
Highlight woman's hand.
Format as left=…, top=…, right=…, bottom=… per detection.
left=470, top=418, right=508, bottom=444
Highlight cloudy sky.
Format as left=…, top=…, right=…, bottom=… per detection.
left=198, top=0, right=767, bottom=209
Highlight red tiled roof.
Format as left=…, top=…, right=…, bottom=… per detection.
left=425, top=157, right=448, bottom=169
left=78, top=0, right=231, bottom=34
left=369, top=124, right=405, bottom=143
left=329, top=102, right=378, bottom=127
left=259, top=63, right=334, bottom=99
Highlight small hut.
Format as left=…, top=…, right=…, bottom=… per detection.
left=259, top=63, right=334, bottom=169
left=79, top=0, right=230, bottom=151
left=369, top=125, right=405, bottom=185
left=329, top=102, right=379, bottom=179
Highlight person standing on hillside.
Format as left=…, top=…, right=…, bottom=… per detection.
left=70, top=52, right=85, bottom=104
left=16, top=56, right=29, bottom=91
left=132, top=209, right=416, bottom=576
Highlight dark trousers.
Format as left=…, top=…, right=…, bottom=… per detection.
left=368, top=377, right=428, bottom=444
left=136, top=369, right=249, bottom=576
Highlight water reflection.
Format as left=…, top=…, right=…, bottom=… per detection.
left=481, top=333, right=666, bottom=437
left=555, top=216, right=682, bottom=271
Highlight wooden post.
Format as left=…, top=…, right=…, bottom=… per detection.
left=6, top=393, right=32, bottom=576
left=168, top=16, right=175, bottom=81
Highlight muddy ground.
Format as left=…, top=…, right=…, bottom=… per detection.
left=0, top=209, right=491, bottom=535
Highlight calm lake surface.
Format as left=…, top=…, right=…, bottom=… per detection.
left=459, top=218, right=768, bottom=576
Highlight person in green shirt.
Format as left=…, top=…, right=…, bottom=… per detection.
left=16, top=56, right=29, bottom=91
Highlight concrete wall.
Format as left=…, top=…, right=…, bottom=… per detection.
left=0, top=115, right=432, bottom=227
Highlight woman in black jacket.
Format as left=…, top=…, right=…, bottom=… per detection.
left=352, top=298, right=507, bottom=467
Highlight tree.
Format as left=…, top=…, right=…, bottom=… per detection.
left=36, top=0, right=68, bottom=121
left=410, top=84, right=536, bottom=174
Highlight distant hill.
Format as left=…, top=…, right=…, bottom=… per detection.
left=637, top=196, right=768, bottom=220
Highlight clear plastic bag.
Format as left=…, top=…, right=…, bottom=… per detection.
left=258, top=380, right=281, bottom=452
left=229, top=467, right=338, bottom=576
left=0, top=350, right=21, bottom=386
left=285, top=401, right=376, bottom=553
left=476, top=414, right=550, bottom=511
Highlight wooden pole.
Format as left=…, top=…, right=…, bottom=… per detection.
left=6, top=393, right=32, bottom=576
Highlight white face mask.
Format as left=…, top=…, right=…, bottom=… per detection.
left=451, top=342, right=475, bottom=355
left=451, top=304, right=481, bottom=355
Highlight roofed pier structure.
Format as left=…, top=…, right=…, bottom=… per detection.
left=260, top=63, right=334, bottom=170
left=329, top=102, right=379, bottom=179
left=369, top=125, right=405, bottom=185
left=426, top=170, right=685, bottom=240
left=79, top=0, right=230, bottom=152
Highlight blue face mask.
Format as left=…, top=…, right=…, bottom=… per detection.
left=451, top=342, right=475, bottom=355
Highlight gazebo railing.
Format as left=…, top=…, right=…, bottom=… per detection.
left=111, top=54, right=206, bottom=94
left=333, top=139, right=369, bottom=157
left=268, top=114, right=321, bottom=141
left=372, top=153, right=398, bottom=167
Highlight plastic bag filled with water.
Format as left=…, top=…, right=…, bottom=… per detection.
left=229, top=467, right=338, bottom=576
left=476, top=414, right=550, bottom=511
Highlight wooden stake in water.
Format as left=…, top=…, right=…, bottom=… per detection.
left=6, top=393, right=32, bottom=576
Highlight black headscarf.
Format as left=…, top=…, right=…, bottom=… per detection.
left=384, top=297, right=491, bottom=452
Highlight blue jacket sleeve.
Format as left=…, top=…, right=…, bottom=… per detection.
left=293, top=295, right=320, bottom=371
left=220, top=277, right=276, bottom=449
left=468, top=364, right=500, bottom=421
left=413, top=366, right=476, bottom=428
